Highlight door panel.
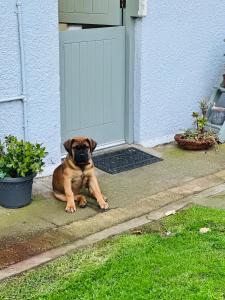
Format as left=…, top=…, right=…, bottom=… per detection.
left=60, top=27, right=125, bottom=149
left=59, top=0, right=122, bottom=25
left=59, top=0, right=74, bottom=12
left=93, top=0, right=108, bottom=14
left=74, top=0, right=92, bottom=13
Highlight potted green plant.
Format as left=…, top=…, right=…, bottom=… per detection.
left=174, top=99, right=218, bottom=150
left=0, top=135, right=47, bottom=208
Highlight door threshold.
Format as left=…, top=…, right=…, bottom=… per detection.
left=96, top=140, right=125, bottom=151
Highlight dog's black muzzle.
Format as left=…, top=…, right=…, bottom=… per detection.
left=75, top=149, right=89, bottom=164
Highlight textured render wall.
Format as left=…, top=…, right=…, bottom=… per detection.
left=0, top=1, right=61, bottom=174
left=0, top=0, right=23, bottom=138
left=134, top=0, right=225, bottom=146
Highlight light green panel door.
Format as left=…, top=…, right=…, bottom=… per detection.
left=59, top=0, right=122, bottom=25
left=60, top=27, right=125, bottom=148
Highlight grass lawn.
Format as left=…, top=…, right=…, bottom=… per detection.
left=1, top=205, right=225, bottom=299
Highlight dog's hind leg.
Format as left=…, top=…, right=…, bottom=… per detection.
left=53, top=190, right=76, bottom=213
left=53, top=191, right=67, bottom=202
left=53, top=192, right=87, bottom=208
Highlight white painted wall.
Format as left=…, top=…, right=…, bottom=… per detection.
left=134, top=0, right=225, bottom=147
left=0, top=1, right=61, bottom=175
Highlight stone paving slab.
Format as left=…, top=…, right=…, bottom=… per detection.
left=214, top=170, right=225, bottom=180
left=180, top=174, right=224, bottom=193
left=191, top=183, right=225, bottom=209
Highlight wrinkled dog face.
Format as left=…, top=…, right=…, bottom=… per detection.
left=72, top=140, right=90, bottom=164
left=64, top=137, right=97, bottom=165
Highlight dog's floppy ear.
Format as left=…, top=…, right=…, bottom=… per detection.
left=87, top=138, right=97, bottom=153
left=64, top=139, right=72, bottom=155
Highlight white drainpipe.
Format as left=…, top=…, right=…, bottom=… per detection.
left=16, top=0, right=28, bottom=141
left=0, top=95, right=25, bottom=104
left=0, top=0, right=28, bottom=140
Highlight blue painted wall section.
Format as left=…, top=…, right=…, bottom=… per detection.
left=0, top=1, right=61, bottom=173
left=134, top=0, right=225, bottom=146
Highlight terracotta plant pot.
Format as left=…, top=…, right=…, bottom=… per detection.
left=174, top=134, right=214, bottom=151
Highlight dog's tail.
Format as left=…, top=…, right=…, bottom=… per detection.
left=53, top=191, right=67, bottom=202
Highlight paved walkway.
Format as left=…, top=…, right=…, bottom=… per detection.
left=1, top=143, right=225, bottom=271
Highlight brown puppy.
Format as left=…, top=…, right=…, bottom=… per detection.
left=52, top=136, right=108, bottom=213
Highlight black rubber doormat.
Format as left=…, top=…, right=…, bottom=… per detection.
left=93, top=147, right=163, bottom=174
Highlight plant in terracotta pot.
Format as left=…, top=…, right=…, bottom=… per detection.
left=0, top=135, right=47, bottom=208
left=174, top=99, right=218, bottom=150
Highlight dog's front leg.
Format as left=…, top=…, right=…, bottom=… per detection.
left=88, top=176, right=109, bottom=210
left=64, top=176, right=76, bottom=213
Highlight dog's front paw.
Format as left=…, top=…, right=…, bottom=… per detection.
left=103, top=194, right=108, bottom=202
left=99, top=201, right=109, bottom=210
left=75, top=195, right=87, bottom=208
left=65, top=203, right=76, bottom=213
left=79, top=198, right=87, bottom=208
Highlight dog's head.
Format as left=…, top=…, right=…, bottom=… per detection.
left=64, top=136, right=97, bottom=166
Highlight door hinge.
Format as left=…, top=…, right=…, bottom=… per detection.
left=120, top=0, right=126, bottom=9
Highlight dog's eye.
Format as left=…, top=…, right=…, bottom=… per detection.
left=72, top=145, right=79, bottom=150
left=73, top=145, right=88, bottom=150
